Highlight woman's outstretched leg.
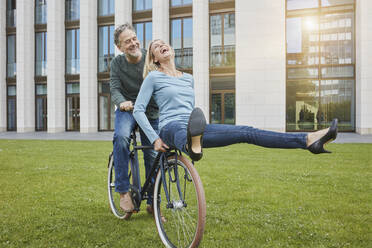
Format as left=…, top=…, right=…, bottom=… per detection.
left=202, top=124, right=307, bottom=149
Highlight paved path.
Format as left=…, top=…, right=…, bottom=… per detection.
left=1, top=131, right=372, bottom=143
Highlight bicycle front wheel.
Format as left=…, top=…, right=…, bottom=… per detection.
left=153, top=155, right=206, bottom=248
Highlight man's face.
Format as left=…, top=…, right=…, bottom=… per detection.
left=118, top=29, right=141, bottom=58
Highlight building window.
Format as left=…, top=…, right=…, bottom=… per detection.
left=210, top=13, right=235, bottom=67
left=35, top=84, right=47, bottom=131
left=98, top=0, right=114, bottom=16
left=171, top=0, right=192, bottom=7
left=133, top=0, right=152, bottom=12
left=98, top=82, right=115, bottom=131
left=286, top=0, right=355, bottom=131
left=6, top=0, right=16, bottom=27
left=210, top=77, right=235, bottom=124
left=35, top=0, right=47, bottom=24
left=7, top=35, right=16, bottom=78
left=171, top=17, right=193, bottom=69
left=134, top=22, right=152, bottom=49
left=66, top=83, right=80, bottom=131
left=66, top=0, right=80, bottom=21
left=7, top=85, right=16, bottom=131
left=35, top=32, right=47, bottom=76
left=98, top=25, right=114, bottom=73
left=66, top=29, right=80, bottom=74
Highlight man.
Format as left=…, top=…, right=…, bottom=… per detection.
left=110, top=23, right=159, bottom=219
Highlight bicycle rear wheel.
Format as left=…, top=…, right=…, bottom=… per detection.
left=153, top=155, right=206, bottom=248
left=107, top=153, right=127, bottom=219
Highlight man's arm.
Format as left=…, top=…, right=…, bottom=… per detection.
left=110, top=58, right=129, bottom=109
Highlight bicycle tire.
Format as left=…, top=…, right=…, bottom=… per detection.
left=107, top=153, right=127, bottom=219
left=153, top=155, right=206, bottom=248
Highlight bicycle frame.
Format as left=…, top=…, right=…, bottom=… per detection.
left=129, top=130, right=184, bottom=211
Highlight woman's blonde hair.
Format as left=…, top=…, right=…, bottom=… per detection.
left=143, top=39, right=161, bottom=79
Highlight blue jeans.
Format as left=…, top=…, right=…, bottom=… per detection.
left=159, top=121, right=307, bottom=153
left=113, top=109, right=158, bottom=204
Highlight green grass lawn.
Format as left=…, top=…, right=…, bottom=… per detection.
left=0, top=140, right=371, bottom=248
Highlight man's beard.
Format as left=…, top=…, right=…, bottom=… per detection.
left=127, top=46, right=141, bottom=58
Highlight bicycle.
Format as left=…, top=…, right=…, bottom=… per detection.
left=107, top=128, right=206, bottom=248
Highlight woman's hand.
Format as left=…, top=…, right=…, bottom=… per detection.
left=154, top=138, right=169, bottom=152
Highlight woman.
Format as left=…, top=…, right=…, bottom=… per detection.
left=133, top=39, right=338, bottom=161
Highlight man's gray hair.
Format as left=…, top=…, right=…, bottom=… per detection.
left=114, top=23, right=136, bottom=47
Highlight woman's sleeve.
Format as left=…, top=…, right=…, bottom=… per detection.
left=133, top=74, right=160, bottom=144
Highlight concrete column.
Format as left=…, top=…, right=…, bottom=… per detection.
left=193, top=0, right=209, bottom=120
left=153, top=0, right=169, bottom=43
left=80, top=0, right=98, bottom=133
left=356, top=0, right=372, bottom=134
left=0, top=1, right=6, bottom=131
left=115, top=0, right=132, bottom=56
left=47, top=0, right=65, bottom=133
left=16, top=0, right=35, bottom=132
left=235, top=0, right=286, bottom=131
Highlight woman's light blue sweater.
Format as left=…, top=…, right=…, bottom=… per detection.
left=133, top=70, right=195, bottom=144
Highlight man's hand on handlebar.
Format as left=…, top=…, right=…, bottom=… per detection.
left=154, top=138, right=169, bottom=152
left=120, top=101, right=134, bottom=112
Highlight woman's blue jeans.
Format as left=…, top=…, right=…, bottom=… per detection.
left=159, top=121, right=308, bottom=154
left=113, top=109, right=158, bottom=204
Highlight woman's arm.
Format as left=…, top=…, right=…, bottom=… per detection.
left=133, top=74, right=160, bottom=145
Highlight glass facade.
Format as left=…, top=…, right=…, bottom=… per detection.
left=66, top=29, right=80, bottom=74
left=210, top=13, right=235, bottom=67
left=7, top=35, right=16, bottom=78
left=286, top=0, right=355, bottom=131
left=7, top=86, right=16, bottom=131
left=6, top=0, right=16, bottom=27
left=98, top=25, right=115, bottom=73
left=133, top=0, right=152, bottom=12
left=98, top=82, right=115, bottom=130
left=66, top=0, right=80, bottom=21
left=35, top=32, right=47, bottom=76
left=98, top=0, right=114, bottom=16
left=35, top=0, right=47, bottom=24
left=210, top=77, right=235, bottom=124
left=134, top=22, right=152, bottom=50
left=35, top=85, right=47, bottom=131
left=171, top=0, right=192, bottom=7
left=171, top=18, right=193, bottom=69
left=66, top=83, right=80, bottom=131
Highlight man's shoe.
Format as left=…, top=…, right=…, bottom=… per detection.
left=187, top=108, right=207, bottom=161
left=146, top=205, right=166, bottom=223
left=120, top=192, right=134, bottom=213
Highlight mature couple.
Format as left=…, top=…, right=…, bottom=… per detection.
left=110, top=23, right=338, bottom=219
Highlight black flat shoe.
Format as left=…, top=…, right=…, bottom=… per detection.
left=187, top=108, right=207, bottom=161
left=308, top=118, right=338, bottom=154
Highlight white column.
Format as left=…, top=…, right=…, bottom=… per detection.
left=193, top=0, right=209, bottom=121
left=16, top=0, right=35, bottom=132
left=80, top=0, right=98, bottom=133
left=47, top=0, right=65, bottom=133
left=235, top=0, right=286, bottom=131
left=0, top=0, right=6, bottom=131
left=356, top=0, right=372, bottom=134
left=115, top=0, right=132, bottom=55
left=153, top=0, right=169, bottom=43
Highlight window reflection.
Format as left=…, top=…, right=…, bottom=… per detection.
left=210, top=77, right=235, bottom=124
left=36, top=32, right=47, bottom=76
left=7, top=35, right=16, bottom=78
left=98, top=82, right=115, bottom=130
left=66, top=29, right=80, bottom=74
left=171, top=0, right=192, bottom=7
left=66, top=0, right=80, bottom=21
left=171, top=17, right=193, bottom=69
left=35, top=0, right=47, bottom=24
left=210, top=13, right=235, bottom=67
left=134, top=22, right=152, bottom=49
left=286, top=0, right=355, bottom=131
left=134, top=0, right=152, bottom=12
left=7, top=86, right=16, bottom=131
left=98, top=0, right=115, bottom=16
left=6, top=0, right=16, bottom=27
left=98, top=25, right=115, bottom=73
